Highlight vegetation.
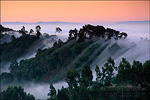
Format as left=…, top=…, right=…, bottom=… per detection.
left=1, top=24, right=149, bottom=100
left=68, top=24, right=127, bottom=42
left=2, top=40, right=93, bottom=82
left=47, top=59, right=150, bottom=100
left=0, top=34, right=39, bottom=62
left=0, top=25, right=14, bottom=32
left=0, top=86, right=35, bottom=100
left=0, top=25, right=14, bottom=38
left=1, top=58, right=149, bottom=100
left=0, top=25, right=45, bottom=62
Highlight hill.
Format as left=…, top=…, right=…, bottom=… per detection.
left=0, top=24, right=129, bottom=83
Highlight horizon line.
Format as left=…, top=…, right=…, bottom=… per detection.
left=1, top=20, right=150, bottom=24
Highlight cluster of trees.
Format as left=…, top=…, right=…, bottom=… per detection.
left=68, top=24, right=128, bottom=42
left=18, top=25, right=42, bottom=37
left=0, top=86, right=35, bottom=100
left=0, top=34, right=40, bottom=62
left=0, top=25, right=14, bottom=38
left=0, top=24, right=44, bottom=62
left=1, top=40, right=94, bottom=83
left=0, top=25, right=14, bottom=32
left=47, top=58, right=150, bottom=100
left=1, top=58, right=149, bottom=100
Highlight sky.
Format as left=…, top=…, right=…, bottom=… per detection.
left=1, top=1, right=150, bottom=23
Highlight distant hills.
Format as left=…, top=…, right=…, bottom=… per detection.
left=2, top=21, right=81, bottom=25
left=2, top=21, right=149, bottom=25
left=116, top=21, right=150, bottom=24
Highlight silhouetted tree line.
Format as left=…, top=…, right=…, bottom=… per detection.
left=18, top=25, right=42, bottom=38
left=0, top=25, right=14, bottom=38
left=68, top=24, right=128, bottom=42
left=0, top=25, right=14, bottom=32
left=47, top=58, right=150, bottom=100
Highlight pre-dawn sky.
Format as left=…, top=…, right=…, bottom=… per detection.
left=1, top=1, right=149, bottom=23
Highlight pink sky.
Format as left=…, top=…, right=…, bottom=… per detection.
left=1, top=1, right=150, bottom=23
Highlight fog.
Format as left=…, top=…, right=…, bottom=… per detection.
left=23, top=81, right=68, bottom=99
left=91, top=38, right=149, bottom=81
left=1, top=22, right=149, bottom=99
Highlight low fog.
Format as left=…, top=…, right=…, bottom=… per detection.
left=23, top=81, right=68, bottom=99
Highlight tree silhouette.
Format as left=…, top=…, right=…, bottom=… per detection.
left=81, top=64, right=93, bottom=87
left=120, top=32, right=128, bottom=38
left=68, top=28, right=78, bottom=40
left=48, top=83, right=56, bottom=98
left=102, top=57, right=116, bottom=86
left=95, top=65, right=102, bottom=82
left=19, top=26, right=26, bottom=36
left=35, top=25, right=41, bottom=37
left=65, top=69, right=80, bottom=90
left=55, top=27, right=62, bottom=33
left=29, top=29, right=34, bottom=35
left=117, top=58, right=131, bottom=84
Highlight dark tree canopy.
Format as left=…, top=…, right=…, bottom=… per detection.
left=35, top=25, right=41, bottom=37
left=0, top=86, right=35, bottom=100
left=81, top=64, right=93, bottom=87
left=66, top=69, right=80, bottom=89
left=55, top=27, right=62, bottom=33
left=48, top=83, right=56, bottom=99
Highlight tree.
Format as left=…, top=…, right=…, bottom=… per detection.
left=81, top=64, right=93, bottom=87
left=55, top=27, right=62, bottom=33
left=65, top=69, right=80, bottom=90
left=74, top=28, right=78, bottom=39
left=29, top=29, right=34, bottom=34
left=36, top=25, right=41, bottom=37
left=79, top=84, right=94, bottom=100
left=143, top=60, right=150, bottom=99
left=65, top=69, right=80, bottom=100
left=120, top=32, right=128, bottom=38
left=95, top=65, right=102, bottom=82
left=131, top=60, right=143, bottom=85
left=117, top=58, right=131, bottom=84
left=48, top=83, right=56, bottom=98
left=78, top=29, right=86, bottom=43
left=143, top=60, right=150, bottom=85
left=11, top=35, right=16, bottom=41
left=101, top=57, right=116, bottom=86
left=57, top=87, right=69, bottom=100
left=20, top=26, right=26, bottom=36
left=68, top=28, right=78, bottom=40
left=0, top=86, right=35, bottom=100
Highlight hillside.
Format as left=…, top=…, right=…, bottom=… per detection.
left=1, top=24, right=129, bottom=83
